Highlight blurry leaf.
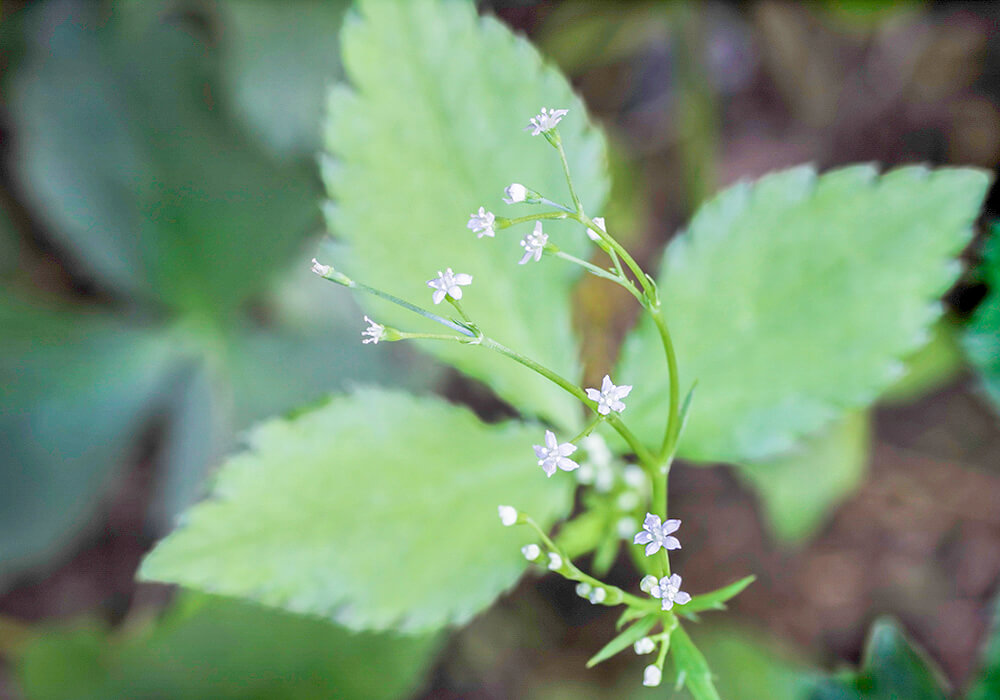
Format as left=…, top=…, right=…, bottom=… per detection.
left=0, top=201, right=19, bottom=278
left=809, top=618, right=948, bottom=700
left=217, top=0, right=349, bottom=159
left=964, top=228, right=1000, bottom=414
left=587, top=615, right=657, bottom=668
left=968, top=597, right=1000, bottom=700
left=16, top=593, right=439, bottom=700
left=140, top=389, right=573, bottom=632
left=620, top=165, right=989, bottom=463
left=881, top=318, right=963, bottom=403
left=0, top=297, right=173, bottom=580
left=683, top=575, right=756, bottom=615
left=323, top=0, right=609, bottom=428
left=737, top=412, right=869, bottom=543
left=671, top=623, right=722, bottom=700
left=9, top=1, right=317, bottom=317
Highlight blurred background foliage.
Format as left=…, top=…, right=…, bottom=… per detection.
left=0, top=0, right=999, bottom=698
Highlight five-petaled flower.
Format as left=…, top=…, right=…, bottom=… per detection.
left=649, top=573, right=691, bottom=611
left=534, top=430, right=579, bottom=477
left=427, top=268, right=473, bottom=304
left=503, top=183, right=528, bottom=204
left=525, top=107, right=568, bottom=136
left=519, top=222, right=548, bottom=265
left=361, top=316, right=385, bottom=345
left=633, top=512, right=681, bottom=556
left=585, top=374, right=632, bottom=415
left=467, top=207, right=496, bottom=238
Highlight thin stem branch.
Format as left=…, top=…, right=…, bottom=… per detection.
left=348, top=280, right=476, bottom=337
left=499, top=212, right=570, bottom=228
left=553, top=250, right=645, bottom=303
left=553, top=131, right=583, bottom=214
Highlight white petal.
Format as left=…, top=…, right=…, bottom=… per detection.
left=518, top=251, right=532, bottom=265
left=585, top=388, right=601, bottom=402
left=547, top=552, right=563, bottom=570
left=533, top=445, right=547, bottom=459
left=661, top=519, right=681, bottom=535
left=669, top=573, right=682, bottom=588
left=557, top=456, right=579, bottom=472
left=661, top=598, right=674, bottom=611
left=633, top=531, right=653, bottom=545
left=675, top=591, right=692, bottom=605
left=601, top=375, right=614, bottom=392
left=639, top=575, right=658, bottom=593
left=596, top=404, right=610, bottom=416
left=643, top=513, right=661, bottom=531
left=448, top=286, right=463, bottom=300
left=432, top=289, right=446, bottom=304
left=454, top=273, right=473, bottom=285
left=542, top=461, right=557, bottom=477
left=557, top=442, right=577, bottom=457
left=663, top=536, right=681, bottom=550
left=544, top=430, right=558, bottom=449
left=644, top=541, right=661, bottom=556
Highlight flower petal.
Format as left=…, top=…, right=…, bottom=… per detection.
left=454, top=273, right=473, bottom=285
left=644, top=541, right=661, bottom=557
left=643, top=513, right=661, bottom=531
left=661, top=519, right=681, bottom=535
left=544, top=430, right=557, bottom=449
left=663, top=536, right=681, bottom=551
left=557, top=456, right=579, bottom=471
left=634, top=531, right=653, bottom=545
left=675, top=591, right=691, bottom=605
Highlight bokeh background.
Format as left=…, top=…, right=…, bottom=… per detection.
left=1, top=1, right=999, bottom=698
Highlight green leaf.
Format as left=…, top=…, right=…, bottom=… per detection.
left=619, top=165, right=990, bottom=463
left=323, top=0, right=609, bottom=427
left=15, top=593, right=439, bottom=700
left=587, top=615, right=658, bottom=668
left=809, top=618, right=948, bottom=700
left=0, top=297, right=173, bottom=580
left=682, top=575, right=756, bottom=615
left=737, top=412, right=869, bottom=543
left=217, top=0, right=350, bottom=158
left=964, top=226, right=1000, bottom=414
left=9, top=2, right=317, bottom=317
left=140, top=389, right=573, bottom=631
left=672, top=623, right=722, bottom=700
left=968, top=596, right=1000, bottom=700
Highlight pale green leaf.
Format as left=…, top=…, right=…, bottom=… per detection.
left=140, top=389, right=573, bottom=631
left=737, top=412, right=870, bottom=543
left=881, top=319, right=963, bottom=404
left=586, top=615, right=657, bottom=668
left=682, top=575, right=756, bottom=615
left=323, top=0, right=609, bottom=427
left=16, top=593, right=439, bottom=700
left=619, top=165, right=989, bottom=463
left=672, top=623, right=722, bottom=700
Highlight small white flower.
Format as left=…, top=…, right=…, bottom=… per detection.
left=311, top=257, right=332, bottom=276
left=427, top=268, right=473, bottom=304
left=616, top=491, right=640, bottom=512
left=533, top=430, right=579, bottom=477
left=498, top=505, right=518, bottom=527
left=503, top=183, right=528, bottom=204
left=518, top=221, right=548, bottom=265
left=623, top=465, right=646, bottom=490
left=650, top=573, right=692, bottom=611
left=639, top=575, right=658, bottom=594
left=575, top=582, right=592, bottom=598
left=521, top=544, right=541, bottom=561
left=361, top=316, right=385, bottom=345
left=588, top=587, right=607, bottom=604
left=634, top=637, right=656, bottom=655
left=526, top=107, right=569, bottom=136
left=588, top=216, right=606, bottom=242
left=467, top=207, right=496, bottom=238
left=643, top=664, right=663, bottom=687
left=547, top=552, right=563, bottom=571
left=633, top=513, right=682, bottom=556
left=616, top=516, right=638, bottom=540
left=585, top=374, right=633, bottom=415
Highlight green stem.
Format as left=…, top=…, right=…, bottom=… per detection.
left=479, top=336, right=655, bottom=466
left=498, top=212, right=570, bottom=228
left=569, top=414, right=604, bottom=443
left=447, top=297, right=472, bottom=324
left=348, top=280, right=476, bottom=337
left=553, top=131, right=583, bottom=214
left=653, top=309, right=681, bottom=462
left=577, top=216, right=655, bottom=301
left=395, top=332, right=469, bottom=342
left=553, top=250, right=644, bottom=303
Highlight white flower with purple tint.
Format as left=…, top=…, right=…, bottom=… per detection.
left=650, top=573, right=691, bottom=611
left=519, top=222, right=548, bottom=264
left=585, top=374, right=632, bottom=415
left=633, top=513, right=681, bottom=556
left=427, top=268, right=473, bottom=304
left=503, top=183, right=528, bottom=204
left=525, top=107, right=568, bottom=136
left=534, top=430, right=579, bottom=477
left=467, top=207, right=496, bottom=238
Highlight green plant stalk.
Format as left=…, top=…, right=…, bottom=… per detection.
left=499, top=211, right=570, bottom=228
left=552, top=249, right=645, bottom=303
left=480, top=335, right=655, bottom=466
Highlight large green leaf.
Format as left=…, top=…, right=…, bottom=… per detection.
left=8, top=1, right=317, bottom=317
left=15, top=593, right=439, bottom=700
left=808, top=618, right=948, bottom=700
left=619, top=165, right=989, bottom=463
left=323, top=0, right=609, bottom=428
left=140, top=389, right=573, bottom=631
left=217, top=0, right=349, bottom=159
left=964, top=227, right=1000, bottom=413
left=737, top=412, right=869, bottom=543
left=0, top=297, right=173, bottom=581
